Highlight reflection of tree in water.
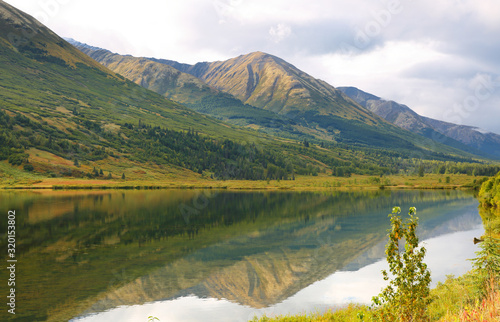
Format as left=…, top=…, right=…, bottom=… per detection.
left=2, top=190, right=474, bottom=256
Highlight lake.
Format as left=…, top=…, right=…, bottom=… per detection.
left=0, top=189, right=483, bottom=321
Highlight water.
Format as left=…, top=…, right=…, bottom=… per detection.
left=0, top=189, right=483, bottom=321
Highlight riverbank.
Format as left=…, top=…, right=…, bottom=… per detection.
left=0, top=173, right=484, bottom=191
left=250, top=275, right=500, bottom=321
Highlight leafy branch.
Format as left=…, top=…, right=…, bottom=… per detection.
left=372, top=207, right=432, bottom=321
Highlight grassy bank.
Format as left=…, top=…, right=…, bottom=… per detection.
left=250, top=274, right=499, bottom=321
left=0, top=165, right=484, bottom=191
left=479, top=171, right=500, bottom=239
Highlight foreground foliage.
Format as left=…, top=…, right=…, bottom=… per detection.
left=372, top=207, right=431, bottom=321
left=480, top=172, right=500, bottom=210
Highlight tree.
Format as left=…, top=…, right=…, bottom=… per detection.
left=418, top=165, right=425, bottom=177
left=372, top=207, right=432, bottom=322
left=471, top=234, right=500, bottom=298
left=122, top=173, right=126, bottom=180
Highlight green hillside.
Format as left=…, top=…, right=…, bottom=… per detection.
left=0, top=1, right=304, bottom=181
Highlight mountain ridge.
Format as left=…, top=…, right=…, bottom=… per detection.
left=160, top=51, right=377, bottom=122
left=338, top=86, right=500, bottom=159
left=66, top=38, right=301, bottom=139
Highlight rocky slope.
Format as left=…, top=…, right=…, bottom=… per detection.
left=160, top=51, right=375, bottom=122
left=338, top=86, right=500, bottom=159
left=67, top=39, right=298, bottom=137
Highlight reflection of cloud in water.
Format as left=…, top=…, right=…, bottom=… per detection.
left=343, top=203, right=482, bottom=272
left=73, top=224, right=483, bottom=322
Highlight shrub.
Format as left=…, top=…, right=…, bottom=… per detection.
left=372, top=207, right=432, bottom=321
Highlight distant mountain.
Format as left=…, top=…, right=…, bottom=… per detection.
left=78, top=46, right=480, bottom=156
left=421, top=116, right=500, bottom=157
left=160, top=52, right=377, bottom=121
left=338, top=87, right=500, bottom=159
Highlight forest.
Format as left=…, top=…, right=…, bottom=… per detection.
left=2, top=107, right=500, bottom=181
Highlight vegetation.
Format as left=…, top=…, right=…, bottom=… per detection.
left=479, top=171, right=500, bottom=240
left=372, top=207, right=431, bottom=321
left=479, top=171, right=500, bottom=212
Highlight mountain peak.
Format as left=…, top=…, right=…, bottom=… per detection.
left=64, top=38, right=108, bottom=53
left=243, top=51, right=274, bottom=60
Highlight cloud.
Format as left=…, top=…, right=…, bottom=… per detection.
left=269, top=23, right=292, bottom=43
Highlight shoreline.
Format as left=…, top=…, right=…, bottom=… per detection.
left=0, top=174, right=481, bottom=191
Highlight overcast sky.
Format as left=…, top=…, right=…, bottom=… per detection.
left=5, top=0, right=500, bottom=134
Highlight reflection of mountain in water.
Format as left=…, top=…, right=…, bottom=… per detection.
left=0, top=189, right=480, bottom=321
left=342, top=202, right=481, bottom=271
left=75, top=190, right=479, bottom=316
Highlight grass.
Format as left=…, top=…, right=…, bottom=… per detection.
left=0, top=157, right=482, bottom=191
left=250, top=276, right=500, bottom=322
left=250, top=305, right=373, bottom=322
left=431, top=276, right=500, bottom=321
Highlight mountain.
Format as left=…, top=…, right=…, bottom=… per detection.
left=70, top=43, right=483, bottom=158
left=66, top=39, right=301, bottom=140
left=68, top=40, right=424, bottom=148
left=338, top=87, right=500, bottom=159
left=0, top=1, right=313, bottom=182
left=421, top=116, right=500, bottom=158
left=159, top=52, right=372, bottom=119
left=158, top=52, right=399, bottom=145
left=1, top=1, right=495, bottom=186
left=155, top=52, right=499, bottom=159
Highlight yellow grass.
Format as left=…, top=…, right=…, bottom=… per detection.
left=0, top=170, right=477, bottom=191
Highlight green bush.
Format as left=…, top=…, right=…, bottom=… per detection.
left=8, top=153, right=28, bottom=166
left=372, top=207, right=432, bottom=321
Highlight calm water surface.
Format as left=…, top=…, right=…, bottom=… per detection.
left=0, top=189, right=483, bottom=321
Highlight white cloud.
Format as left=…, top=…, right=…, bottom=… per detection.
left=269, top=23, right=292, bottom=43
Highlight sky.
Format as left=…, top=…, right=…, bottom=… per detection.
left=4, top=0, right=500, bottom=134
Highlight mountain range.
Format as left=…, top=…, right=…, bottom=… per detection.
left=0, top=0, right=311, bottom=182
left=0, top=0, right=498, bottom=187
left=338, top=87, right=500, bottom=158
left=68, top=39, right=491, bottom=159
